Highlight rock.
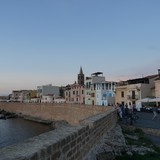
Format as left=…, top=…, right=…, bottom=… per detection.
left=85, top=124, right=157, bottom=160
left=85, top=124, right=127, bottom=160
left=125, top=134, right=139, bottom=140
left=128, top=145, right=155, bottom=155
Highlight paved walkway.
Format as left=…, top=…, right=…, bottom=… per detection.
left=120, top=111, right=160, bottom=147
left=135, top=112, right=160, bottom=147
left=134, top=112, right=160, bottom=130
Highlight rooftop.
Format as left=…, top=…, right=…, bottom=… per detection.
left=91, top=72, right=103, bottom=76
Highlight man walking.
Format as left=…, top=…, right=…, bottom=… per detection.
left=152, top=105, right=158, bottom=120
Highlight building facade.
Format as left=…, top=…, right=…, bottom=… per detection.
left=65, top=83, right=85, bottom=104
left=65, top=67, right=85, bottom=104
left=11, top=90, right=21, bottom=102
left=78, top=66, right=84, bottom=85
left=37, top=84, right=60, bottom=98
left=155, top=69, right=160, bottom=98
left=115, top=75, right=158, bottom=107
left=41, top=94, right=54, bottom=103
left=85, top=72, right=117, bottom=106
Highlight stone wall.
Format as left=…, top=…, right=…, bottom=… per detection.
left=0, top=102, right=112, bottom=125
left=0, top=107, right=117, bottom=160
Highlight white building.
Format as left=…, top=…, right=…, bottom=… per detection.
left=54, top=97, right=66, bottom=103
left=85, top=72, right=116, bottom=106
left=85, top=72, right=105, bottom=106
left=95, top=81, right=116, bottom=106
left=96, top=82, right=108, bottom=106
left=41, top=94, right=54, bottom=103
left=37, top=84, right=60, bottom=98
left=30, top=98, right=40, bottom=103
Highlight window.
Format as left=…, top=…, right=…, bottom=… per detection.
left=109, top=93, right=112, bottom=97
left=132, top=91, right=135, bottom=99
left=82, top=90, right=83, bottom=94
left=106, top=83, right=108, bottom=90
left=73, top=91, right=75, bottom=95
left=121, top=91, right=124, bottom=97
left=102, top=84, right=104, bottom=90
left=94, top=84, right=96, bottom=90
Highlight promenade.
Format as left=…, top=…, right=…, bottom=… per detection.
left=134, top=112, right=160, bottom=130
left=135, top=112, right=160, bottom=147
left=121, top=111, right=160, bottom=147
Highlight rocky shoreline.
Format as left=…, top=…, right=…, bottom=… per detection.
left=0, top=109, right=18, bottom=120
left=85, top=124, right=158, bottom=160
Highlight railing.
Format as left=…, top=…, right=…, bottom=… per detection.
left=127, top=95, right=139, bottom=100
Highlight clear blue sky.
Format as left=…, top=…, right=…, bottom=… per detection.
left=0, top=0, right=160, bottom=95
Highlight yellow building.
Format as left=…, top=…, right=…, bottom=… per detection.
left=115, top=75, right=158, bottom=107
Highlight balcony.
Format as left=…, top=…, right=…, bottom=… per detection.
left=127, top=95, right=139, bottom=100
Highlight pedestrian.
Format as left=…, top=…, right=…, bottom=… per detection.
left=117, top=104, right=122, bottom=120
left=124, top=104, right=129, bottom=117
left=152, top=105, right=158, bottom=120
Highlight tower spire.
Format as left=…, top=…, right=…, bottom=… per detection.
left=78, top=66, right=84, bottom=85
left=80, top=66, right=83, bottom=74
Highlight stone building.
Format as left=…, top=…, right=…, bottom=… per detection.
left=65, top=67, right=85, bottom=104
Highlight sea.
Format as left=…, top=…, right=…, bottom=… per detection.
left=0, top=117, right=52, bottom=148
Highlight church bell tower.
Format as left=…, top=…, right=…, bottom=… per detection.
left=78, top=67, right=84, bottom=85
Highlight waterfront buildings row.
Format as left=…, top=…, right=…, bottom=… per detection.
left=115, top=69, right=160, bottom=107
left=64, top=68, right=116, bottom=106
left=2, top=68, right=160, bottom=107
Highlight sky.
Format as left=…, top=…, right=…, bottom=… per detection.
left=0, top=0, right=160, bottom=95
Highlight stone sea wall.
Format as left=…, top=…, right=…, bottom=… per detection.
left=0, top=102, right=112, bottom=125
left=0, top=103, right=117, bottom=160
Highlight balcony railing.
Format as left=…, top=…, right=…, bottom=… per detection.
left=127, top=95, right=139, bottom=100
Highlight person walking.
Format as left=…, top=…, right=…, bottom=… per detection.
left=152, top=105, right=158, bottom=120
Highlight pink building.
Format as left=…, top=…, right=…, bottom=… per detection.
left=65, top=67, right=85, bottom=104
left=65, top=83, right=85, bottom=104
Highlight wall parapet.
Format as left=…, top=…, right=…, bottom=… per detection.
left=0, top=109, right=117, bottom=160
